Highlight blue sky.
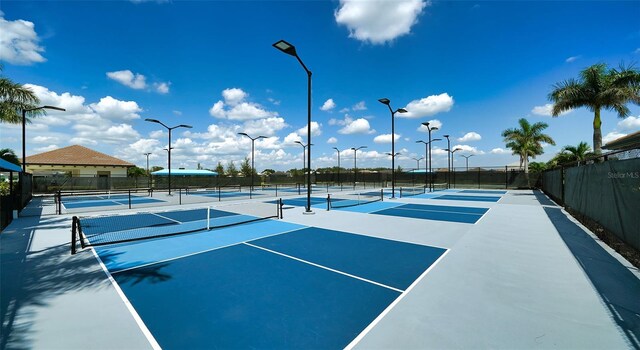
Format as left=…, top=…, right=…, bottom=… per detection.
left=1, top=0, right=639, bottom=171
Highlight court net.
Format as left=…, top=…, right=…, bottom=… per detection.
left=327, top=190, right=383, bottom=210
left=71, top=199, right=283, bottom=254
left=399, top=186, right=426, bottom=197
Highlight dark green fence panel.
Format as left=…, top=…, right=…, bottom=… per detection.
left=542, top=168, right=563, bottom=203
left=563, top=158, right=640, bottom=251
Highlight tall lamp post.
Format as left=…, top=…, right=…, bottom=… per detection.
left=412, top=157, right=424, bottom=171
left=416, top=137, right=441, bottom=190
left=449, top=148, right=462, bottom=188
left=145, top=118, right=192, bottom=195
left=274, top=39, right=313, bottom=214
left=294, top=141, right=311, bottom=173
left=238, top=132, right=267, bottom=191
left=421, top=122, right=439, bottom=192
left=444, top=135, right=451, bottom=188
left=332, top=147, right=341, bottom=185
left=351, top=146, right=367, bottom=187
left=144, top=152, right=152, bottom=188
left=378, top=98, right=407, bottom=199
left=22, top=106, right=66, bottom=173
left=461, top=154, right=475, bottom=171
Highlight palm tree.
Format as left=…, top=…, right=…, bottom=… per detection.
left=548, top=63, right=640, bottom=154
left=0, top=148, right=20, bottom=166
left=502, top=118, right=555, bottom=174
left=0, top=65, right=43, bottom=124
left=548, top=141, right=593, bottom=167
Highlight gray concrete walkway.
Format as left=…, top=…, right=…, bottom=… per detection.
left=1, top=189, right=638, bottom=349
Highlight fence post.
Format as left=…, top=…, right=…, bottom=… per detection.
left=560, top=165, right=565, bottom=205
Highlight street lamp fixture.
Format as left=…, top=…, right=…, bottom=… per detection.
left=274, top=39, right=313, bottom=214
left=22, top=105, right=66, bottom=173
left=332, top=147, right=341, bottom=185
left=421, top=122, right=439, bottom=192
left=444, top=135, right=451, bottom=188
left=351, top=146, right=367, bottom=187
left=461, top=154, right=475, bottom=171
left=238, top=132, right=267, bottom=191
left=378, top=98, right=407, bottom=199
left=145, top=118, right=192, bottom=195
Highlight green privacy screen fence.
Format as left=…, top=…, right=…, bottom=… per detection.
left=542, top=156, right=640, bottom=251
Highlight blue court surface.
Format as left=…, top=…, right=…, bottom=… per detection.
left=62, top=196, right=163, bottom=209
left=188, top=190, right=267, bottom=198
left=433, top=194, right=501, bottom=202
left=459, top=190, right=507, bottom=195
left=331, top=201, right=488, bottom=224
left=94, top=221, right=447, bottom=349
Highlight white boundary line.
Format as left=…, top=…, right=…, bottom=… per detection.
left=386, top=205, right=487, bottom=216
left=473, top=207, right=492, bottom=225
left=243, top=242, right=403, bottom=293
left=150, top=212, right=183, bottom=224
left=88, top=248, right=162, bottom=350
left=110, top=226, right=307, bottom=274
left=344, top=249, right=451, bottom=350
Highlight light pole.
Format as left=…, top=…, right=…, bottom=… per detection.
left=238, top=132, right=267, bottom=191
left=378, top=98, right=407, bottom=199
left=22, top=106, right=66, bottom=173
left=444, top=135, right=451, bottom=188
left=332, top=147, right=341, bottom=185
left=274, top=39, right=313, bottom=214
left=145, top=118, right=192, bottom=195
left=421, top=122, right=439, bottom=192
left=294, top=141, right=311, bottom=173
left=412, top=157, right=424, bottom=170
left=144, top=152, right=151, bottom=188
left=416, top=137, right=441, bottom=190
left=351, top=146, right=367, bottom=187
left=461, top=154, right=475, bottom=171
left=449, top=148, right=462, bottom=188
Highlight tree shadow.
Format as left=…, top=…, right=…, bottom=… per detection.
left=1, top=223, right=171, bottom=349
left=543, top=207, right=640, bottom=349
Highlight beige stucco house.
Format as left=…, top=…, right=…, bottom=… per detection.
left=24, top=145, right=134, bottom=177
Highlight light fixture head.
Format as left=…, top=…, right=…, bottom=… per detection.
left=397, top=108, right=408, bottom=113
left=145, top=118, right=160, bottom=123
left=378, top=98, right=390, bottom=105
left=273, top=40, right=297, bottom=56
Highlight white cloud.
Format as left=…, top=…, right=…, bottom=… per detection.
left=90, top=96, right=142, bottom=121
left=565, top=55, right=581, bottom=63
left=106, top=70, right=147, bottom=89
left=334, top=0, right=429, bottom=44
left=531, top=103, right=572, bottom=117
left=416, top=119, right=443, bottom=133
left=32, top=136, right=59, bottom=144
left=222, top=88, right=247, bottom=106
left=352, top=101, right=367, bottom=111
left=327, top=137, right=338, bottom=144
left=400, top=93, right=454, bottom=118
left=338, top=118, right=375, bottom=134
left=34, top=145, right=58, bottom=152
left=0, top=15, right=46, bottom=65
left=491, top=148, right=510, bottom=154
left=283, top=132, right=303, bottom=145
left=209, top=88, right=278, bottom=120
left=617, top=116, right=640, bottom=131
left=603, top=131, right=627, bottom=144
left=154, top=82, right=170, bottom=94
left=149, top=130, right=164, bottom=138
left=320, top=99, right=336, bottom=111
left=298, top=121, right=322, bottom=136
left=24, top=84, right=88, bottom=114
left=243, top=117, right=288, bottom=136
left=452, top=144, right=485, bottom=155
left=457, top=132, right=481, bottom=142
left=373, top=133, right=400, bottom=144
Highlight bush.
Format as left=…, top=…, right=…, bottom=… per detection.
left=0, top=181, right=9, bottom=196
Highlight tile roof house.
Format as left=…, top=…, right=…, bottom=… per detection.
left=24, top=145, right=134, bottom=177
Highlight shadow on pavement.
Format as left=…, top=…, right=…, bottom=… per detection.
left=543, top=206, right=640, bottom=349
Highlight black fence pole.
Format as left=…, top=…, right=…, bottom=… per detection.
left=128, top=189, right=132, bottom=209
left=71, top=216, right=77, bottom=255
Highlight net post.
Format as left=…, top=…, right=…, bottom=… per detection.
left=400, top=187, right=403, bottom=198
left=279, top=198, right=284, bottom=219
left=327, top=194, right=331, bottom=211
left=207, top=206, right=211, bottom=230
left=380, top=189, right=384, bottom=201
left=275, top=184, right=278, bottom=197
left=128, top=189, right=132, bottom=209
left=57, top=190, right=62, bottom=215
left=298, top=183, right=301, bottom=195
left=71, top=216, right=77, bottom=255
left=218, top=186, right=221, bottom=201
left=77, top=217, right=86, bottom=249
